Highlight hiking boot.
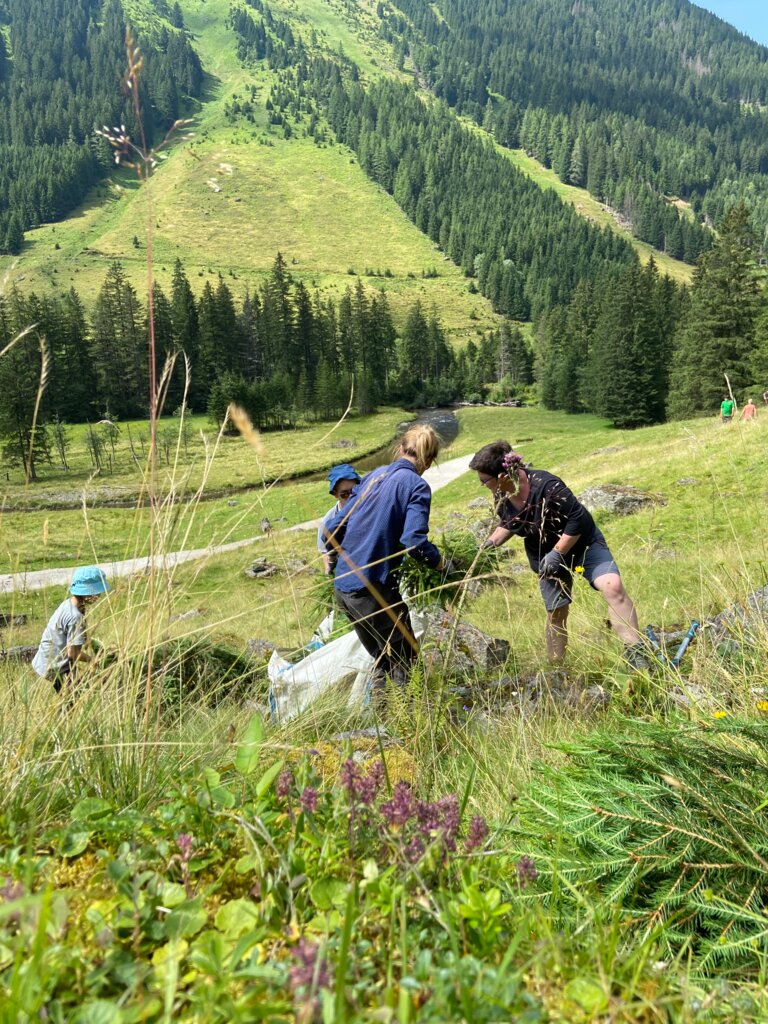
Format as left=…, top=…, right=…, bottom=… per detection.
left=623, top=642, right=651, bottom=672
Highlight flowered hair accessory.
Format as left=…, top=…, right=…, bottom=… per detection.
left=501, top=451, right=525, bottom=474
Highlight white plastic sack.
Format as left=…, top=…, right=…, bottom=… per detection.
left=268, top=604, right=427, bottom=724
left=268, top=631, right=375, bottom=723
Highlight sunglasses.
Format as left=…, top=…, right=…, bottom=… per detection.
left=337, top=489, right=354, bottom=499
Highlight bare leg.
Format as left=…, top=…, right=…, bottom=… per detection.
left=593, top=572, right=642, bottom=645
left=546, top=604, right=569, bottom=663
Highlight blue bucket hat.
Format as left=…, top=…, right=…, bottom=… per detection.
left=70, top=566, right=110, bottom=596
left=327, top=463, right=361, bottom=494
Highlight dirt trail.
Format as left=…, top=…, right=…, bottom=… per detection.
left=1, top=456, right=472, bottom=593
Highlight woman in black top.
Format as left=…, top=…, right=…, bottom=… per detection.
left=469, top=441, right=646, bottom=667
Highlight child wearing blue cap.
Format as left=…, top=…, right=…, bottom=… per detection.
left=32, top=565, right=110, bottom=692
left=318, top=464, right=361, bottom=574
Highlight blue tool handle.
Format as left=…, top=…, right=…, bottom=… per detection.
left=671, top=620, right=699, bottom=667
left=645, top=625, right=661, bottom=651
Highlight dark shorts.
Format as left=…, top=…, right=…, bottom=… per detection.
left=532, top=531, right=620, bottom=613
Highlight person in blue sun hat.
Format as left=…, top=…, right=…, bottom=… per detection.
left=32, top=565, right=110, bottom=692
left=318, top=463, right=361, bottom=574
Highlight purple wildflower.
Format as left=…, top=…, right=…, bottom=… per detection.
left=415, top=800, right=441, bottom=836
left=299, top=786, right=318, bottom=814
left=404, top=835, right=424, bottom=863
left=276, top=768, right=295, bottom=800
left=0, top=876, right=24, bottom=925
left=339, top=758, right=361, bottom=797
left=516, top=855, right=538, bottom=888
left=464, top=815, right=489, bottom=852
left=288, top=937, right=330, bottom=991
left=380, top=781, right=415, bottom=826
left=367, top=760, right=386, bottom=790
left=437, top=794, right=460, bottom=851
left=176, top=833, right=193, bottom=861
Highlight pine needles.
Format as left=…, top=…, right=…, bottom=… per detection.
left=508, top=716, right=768, bottom=972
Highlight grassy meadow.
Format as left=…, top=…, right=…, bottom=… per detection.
left=2, top=405, right=768, bottom=1019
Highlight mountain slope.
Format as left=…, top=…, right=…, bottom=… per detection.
left=0, top=0, right=500, bottom=342
left=0, top=0, right=700, bottom=322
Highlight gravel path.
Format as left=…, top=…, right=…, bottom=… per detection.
left=1, top=455, right=473, bottom=593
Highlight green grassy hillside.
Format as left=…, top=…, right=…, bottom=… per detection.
left=0, top=0, right=695, bottom=343
left=0, top=0, right=499, bottom=344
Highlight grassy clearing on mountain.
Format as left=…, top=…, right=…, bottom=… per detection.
left=3, top=403, right=768, bottom=1018
left=0, top=0, right=499, bottom=344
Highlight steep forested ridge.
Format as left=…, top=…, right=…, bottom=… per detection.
left=0, top=0, right=202, bottom=251
left=382, top=0, right=768, bottom=249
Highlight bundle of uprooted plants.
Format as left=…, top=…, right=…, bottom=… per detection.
left=395, top=529, right=501, bottom=609
left=507, top=715, right=768, bottom=972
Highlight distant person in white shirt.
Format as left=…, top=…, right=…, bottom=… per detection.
left=318, top=463, right=361, bottom=574
left=32, top=565, right=110, bottom=692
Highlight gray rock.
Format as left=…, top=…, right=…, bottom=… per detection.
left=169, top=608, right=203, bottom=623
left=245, top=557, right=278, bottom=579
left=0, top=613, right=27, bottom=627
left=330, top=439, right=356, bottom=449
left=467, top=497, right=490, bottom=510
left=0, top=645, right=36, bottom=662
left=578, top=484, right=666, bottom=517
left=707, top=584, right=768, bottom=643
left=247, top=638, right=280, bottom=661
left=419, top=605, right=509, bottom=675
left=227, top=499, right=238, bottom=507
left=675, top=477, right=700, bottom=486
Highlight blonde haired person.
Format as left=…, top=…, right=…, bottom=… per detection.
left=324, top=424, right=451, bottom=692
left=740, top=398, right=758, bottom=422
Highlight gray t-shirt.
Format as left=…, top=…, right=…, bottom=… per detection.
left=32, top=598, right=86, bottom=678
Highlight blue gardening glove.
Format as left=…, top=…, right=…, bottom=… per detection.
left=538, top=549, right=565, bottom=579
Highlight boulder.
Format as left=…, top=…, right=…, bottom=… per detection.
left=247, top=638, right=281, bottom=662
left=418, top=605, right=509, bottom=675
left=707, top=584, right=768, bottom=644
left=0, top=645, right=36, bottom=662
left=578, top=484, right=666, bottom=517
left=244, top=557, right=278, bottom=579
left=0, top=613, right=27, bottom=627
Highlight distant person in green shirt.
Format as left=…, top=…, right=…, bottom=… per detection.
left=720, top=396, right=734, bottom=423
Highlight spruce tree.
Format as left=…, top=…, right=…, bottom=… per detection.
left=668, top=203, right=762, bottom=418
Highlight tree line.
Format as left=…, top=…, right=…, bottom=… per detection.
left=0, top=254, right=533, bottom=481
left=377, top=0, right=768, bottom=250
left=536, top=204, right=768, bottom=427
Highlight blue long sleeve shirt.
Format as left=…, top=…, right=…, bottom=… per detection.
left=325, top=458, right=442, bottom=593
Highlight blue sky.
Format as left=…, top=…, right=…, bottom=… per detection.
left=694, top=2, right=768, bottom=46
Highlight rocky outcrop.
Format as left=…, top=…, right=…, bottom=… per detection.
left=578, top=484, right=666, bottom=517
left=418, top=605, right=510, bottom=675
left=707, top=584, right=768, bottom=644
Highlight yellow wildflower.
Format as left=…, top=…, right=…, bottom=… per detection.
left=713, top=710, right=727, bottom=719
left=574, top=565, right=585, bottom=575
left=756, top=701, right=768, bottom=713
